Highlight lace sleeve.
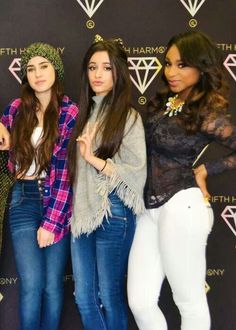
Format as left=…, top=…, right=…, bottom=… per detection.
left=201, top=113, right=236, bottom=175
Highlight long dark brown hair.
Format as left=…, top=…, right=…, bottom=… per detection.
left=149, top=31, right=229, bottom=133
left=68, top=38, right=135, bottom=183
left=10, top=75, right=64, bottom=177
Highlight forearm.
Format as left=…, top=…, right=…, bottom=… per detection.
left=86, top=155, right=114, bottom=176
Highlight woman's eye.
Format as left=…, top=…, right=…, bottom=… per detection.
left=164, top=61, right=170, bottom=67
left=26, top=68, right=34, bottom=73
left=88, top=65, right=96, bottom=71
left=41, top=64, right=48, bottom=69
left=104, top=66, right=112, bottom=71
left=178, top=62, right=186, bottom=68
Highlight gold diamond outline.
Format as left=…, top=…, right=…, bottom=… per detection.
left=76, top=0, right=104, bottom=18
left=8, top=58, right=22, bottom=84
left=221, top=205, right=236, bottom=236
left=128, top=57, right=162, bottom=94
left=224, top=54, right=236, bottom=81
left=179, top=0, right=206, bottom=17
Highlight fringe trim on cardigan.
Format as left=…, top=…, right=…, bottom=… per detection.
left=71, top=167, right=145, bottom=237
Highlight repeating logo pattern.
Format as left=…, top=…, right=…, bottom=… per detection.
left=179, top=0, right=206, bottom=16
left=205, top=281, right=210, bottom=293
left=8, top=58, right=21, bottom=84
left=221, top=205, right=236, bottom=237
left=76, top=0, right=104, bottom=18
left=224, top=54, right=236, bottom=81
left=128, top=57, right=162, bottom=95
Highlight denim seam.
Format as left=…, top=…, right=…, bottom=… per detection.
left=92, top=262, right=107, bottom=329
left=122, top=207, right=128, bottom=240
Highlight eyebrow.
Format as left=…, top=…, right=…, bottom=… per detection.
left=165, top=57, right=182, bottom=63
left=26, top=61, right=50, bottom=68
left=88, top=61, right=111, bottom=65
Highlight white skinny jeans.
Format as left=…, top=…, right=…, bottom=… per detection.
left=128, top=188, right=214, bottom=330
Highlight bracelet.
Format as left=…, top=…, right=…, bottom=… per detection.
left=100, top=160, right=107, bottom=172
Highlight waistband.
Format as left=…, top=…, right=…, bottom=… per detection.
left=16, top=178, right=45, bottom=184
left=15, top=178, right=45, bottom=195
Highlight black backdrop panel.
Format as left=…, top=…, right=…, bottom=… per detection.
left=0, top=1, right=235, bottom=329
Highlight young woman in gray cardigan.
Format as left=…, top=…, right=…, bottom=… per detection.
left=68, top=36, right=147, bottom=330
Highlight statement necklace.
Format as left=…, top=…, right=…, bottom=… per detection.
left=164, top=94, right=185, bottom=117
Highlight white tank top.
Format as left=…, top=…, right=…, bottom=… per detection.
left=16, top=127, right=47, bottom=178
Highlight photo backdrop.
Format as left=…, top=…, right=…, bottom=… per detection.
left=0, top=1, right=235, bottom=329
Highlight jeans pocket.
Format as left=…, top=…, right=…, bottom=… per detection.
left=110, top=203, right=127, bottom=221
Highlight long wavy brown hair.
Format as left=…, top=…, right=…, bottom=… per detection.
left=11, top=76, right=64, bottom=177
left=68, top=39, right=136, bottom=183
left=149, top=31, right=229, bottom=133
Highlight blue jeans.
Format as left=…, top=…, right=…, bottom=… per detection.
left=8, top=180, right=70, bottom=330
left=71, top=192, right=136, bottom=330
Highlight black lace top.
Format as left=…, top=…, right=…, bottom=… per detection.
left=144, top=110, right=236, bottom=208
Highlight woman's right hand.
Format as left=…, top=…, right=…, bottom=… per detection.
left=76, top=122, right=97, bottom=162
left=0, top=123, right=10, bottom=150
left=77, top=122, right=113, bottom=176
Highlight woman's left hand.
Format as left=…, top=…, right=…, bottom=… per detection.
left=37, top=227, right=55, bottom=248
left=0, top=123, right=10, bottom=150
left=193, top=164, right=210, bottom=200
left=76, top=122, right=97, bottom=162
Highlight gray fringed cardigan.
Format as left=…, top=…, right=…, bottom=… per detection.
left=71, top=96, right=147, bottom=237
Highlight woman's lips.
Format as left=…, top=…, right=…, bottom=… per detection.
left=93, top=81, right=103, bottom=86
left=168, top=80, right=180, bottom=87
left=35, top=80, right=46, bottom=84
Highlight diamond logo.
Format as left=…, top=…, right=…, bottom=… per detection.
left=76, top=0, right=104, bottom=18
left=224, top=54, right=236, bottom=81
left=9, top=58, right=21, bottom=84
left=128, top=57, right=162, bottom=95
left=0, top=292, right=3, bottom=302
left=179, top=0, right=206, bottom=17
left=221, top=205, right=236, bottom=236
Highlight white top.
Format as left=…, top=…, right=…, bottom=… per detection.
left=16, top=127, right=46, bottom=178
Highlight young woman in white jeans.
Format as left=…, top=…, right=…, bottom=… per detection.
left=128, top=31, right=236, bottom=330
